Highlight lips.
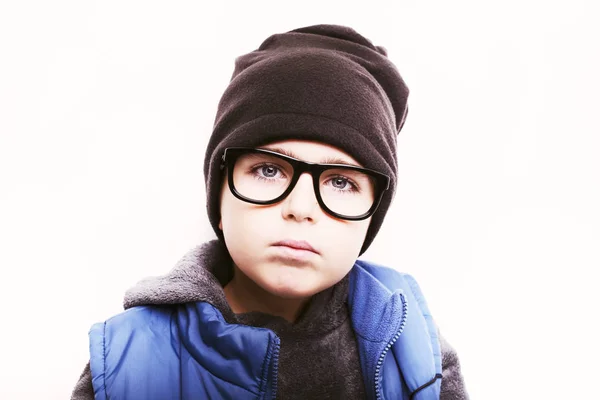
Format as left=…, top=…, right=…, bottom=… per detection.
left=272, top=239, right=319, bottom=254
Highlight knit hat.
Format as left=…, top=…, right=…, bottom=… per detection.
left=203, top=24, right=409, bottom=256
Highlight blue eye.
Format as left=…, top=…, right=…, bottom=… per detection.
left=250, top=163, right=288, bottom=181
left=324, top=175, right=360, bottom=193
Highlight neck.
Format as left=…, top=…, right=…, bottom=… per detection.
left=223, top=264, right=310, bottom=323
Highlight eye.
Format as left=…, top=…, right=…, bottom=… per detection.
left=325, top=175, right=359, bottom=192
left=332, top=177, right=349, bottom=189
left=250, top=163, right=288, bottom=181
left=260, top=165, right=279, bottom=178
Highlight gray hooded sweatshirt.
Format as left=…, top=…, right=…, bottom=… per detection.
left=71, top=240, right=468, bottom=399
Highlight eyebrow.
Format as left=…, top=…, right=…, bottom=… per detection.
left=261, top=146, right=362, bottom=167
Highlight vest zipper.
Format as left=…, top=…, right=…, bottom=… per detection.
left=270, top=337, right=281, bottom=399
left=374, top=292, right=408, bottom=400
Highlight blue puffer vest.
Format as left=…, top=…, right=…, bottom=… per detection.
left=88, top=260, right=442, bottom=399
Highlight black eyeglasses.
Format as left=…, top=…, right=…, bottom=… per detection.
left=220, top=147, right=390, bottom=221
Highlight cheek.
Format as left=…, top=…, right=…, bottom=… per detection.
left=220, top=187, right=243, bottom=231
left=324, top=219, right=370, bottom=261
left=220, top=195, right=259, bottom=268
left=312, top=219, right=370, bottom=272
left=220, top=186, right=269, bottom=247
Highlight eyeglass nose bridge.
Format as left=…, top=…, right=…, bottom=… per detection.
left=280, top=158, right=328, bottom=204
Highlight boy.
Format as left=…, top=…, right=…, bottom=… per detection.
left=72, top=24, right=468, bottom=399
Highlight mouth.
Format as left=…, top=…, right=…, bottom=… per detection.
left=271, top=245, right=318, bottom=262
left=272, top=239, right=319, bottom=254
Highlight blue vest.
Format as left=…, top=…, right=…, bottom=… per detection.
left=89, top=260, right=442, bottom=399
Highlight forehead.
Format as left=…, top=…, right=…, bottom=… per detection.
left=258, top=139, right=363, bottom=167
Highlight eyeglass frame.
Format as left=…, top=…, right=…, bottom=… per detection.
left=219, top=147, right=390, bottom=221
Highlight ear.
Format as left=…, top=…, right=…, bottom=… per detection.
left=219, top=218, right=223, bottom=230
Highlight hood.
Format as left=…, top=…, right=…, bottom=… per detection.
left=123, top=239, right=235, bottom=320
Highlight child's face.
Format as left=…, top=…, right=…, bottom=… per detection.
left=218, top=139, right=372, bottom=299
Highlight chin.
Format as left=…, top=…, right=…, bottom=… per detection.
left=260, top=280, right=319, bottom=300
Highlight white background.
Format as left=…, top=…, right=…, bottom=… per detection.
left=1, top=1, right=599, bottom=398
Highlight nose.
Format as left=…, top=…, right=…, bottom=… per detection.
left=281, top=172, right=320, bottom=222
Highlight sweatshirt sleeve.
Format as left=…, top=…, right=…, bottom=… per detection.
left=70, top=361, right=95, bottom=400
left=438, top=329, right=469, bottom=400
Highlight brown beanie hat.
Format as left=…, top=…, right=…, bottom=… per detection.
left=203, top=24, right=409, bottom=256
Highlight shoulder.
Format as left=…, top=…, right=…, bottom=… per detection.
left=354, top=259, right=434, bottom=324
left=90, top=305, right=175, bottom=338
left=88, top=306, right=185, bottom=399
left=354, top=259, right=423, bottom=295
left=88, top=306, right=179, bottom=374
